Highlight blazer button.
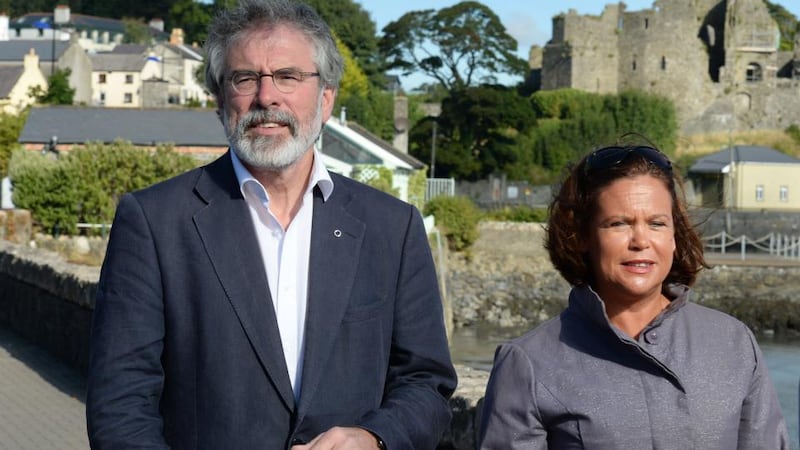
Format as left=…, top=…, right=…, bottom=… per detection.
left=290, top=437, right=304, bottom=445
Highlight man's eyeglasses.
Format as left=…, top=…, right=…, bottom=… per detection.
left=228, top=69, right=320, bottom=95
left=584, top=145, right=672, bottom=175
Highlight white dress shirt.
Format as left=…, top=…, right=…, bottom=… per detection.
left=231, top=149, right=333, bottom=401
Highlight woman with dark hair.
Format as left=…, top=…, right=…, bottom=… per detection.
left=478, top=144, right=789, bottom=449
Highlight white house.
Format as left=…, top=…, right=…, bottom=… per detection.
left=0, top=48, right=47, bottom=114
left=90, top=53, right=162, bottom=107
left=321, top=117, right=426, bottom=202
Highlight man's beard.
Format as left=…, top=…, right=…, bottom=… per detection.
left=223, top=94, right=323, bottom=171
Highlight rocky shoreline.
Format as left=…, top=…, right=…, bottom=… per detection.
left=445, top=222, right=800, bottom=337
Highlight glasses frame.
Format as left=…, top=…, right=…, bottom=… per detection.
left=228, top=69, right=321, bottom=95
left=584, top=145, right=672, bottom=176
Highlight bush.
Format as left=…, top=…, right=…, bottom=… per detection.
left=787, top=124, right=800, bottom=145
left=9, top=141, right=199, bottom=235
left=423, top=195, right=482, bottom=251
left=486, top=205, right=548, bottom=222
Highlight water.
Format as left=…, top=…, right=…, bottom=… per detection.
left=451, top=326, right=800, bottom=447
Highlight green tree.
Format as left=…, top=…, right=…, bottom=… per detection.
left=332, top=36, right=393, bottom=140
left=33, top=68, right=75, bottom=105
left=410, top=84, right=535, bottom=180
left=169, top=0, right=212, bottom=45
left=304, top=0, right=383, bottom=87
left=122, top=17, right=152, bottom=44
left=379, top=1, right=528, bottom=90
left=0, top=109, right=28, bottom=176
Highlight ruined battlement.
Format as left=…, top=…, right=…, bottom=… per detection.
left=538, top=0, right=800, bottom=134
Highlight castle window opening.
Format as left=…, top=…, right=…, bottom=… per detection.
left=633, top=57, right=637, bottom=71
left=746, top=63, right=762, bottom=82
left=661, top=56, right=666, bottom=70
left=645, top=18, right=649, bottom=29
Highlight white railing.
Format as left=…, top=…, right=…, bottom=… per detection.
left=425, top=178, right=455, bottom=202
left=703, top=231, right=800, bottom=261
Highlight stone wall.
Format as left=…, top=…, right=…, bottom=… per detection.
left=447, top=221, right=800, bottom=336
left=540, top=1, right=800, bottom=134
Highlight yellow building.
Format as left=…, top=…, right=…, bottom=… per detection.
left=689, top=146, right=800, bottom=211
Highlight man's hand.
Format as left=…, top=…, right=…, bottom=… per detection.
left=292, top=426, right=382, bottom=450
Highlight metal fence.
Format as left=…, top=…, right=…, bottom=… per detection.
left=703, top=231, right=800, bottom=261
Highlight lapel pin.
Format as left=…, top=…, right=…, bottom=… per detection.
left=333, top=229, right=342, bottom=238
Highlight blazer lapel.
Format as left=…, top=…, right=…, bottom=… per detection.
left=297, top=184, right=365, bottom=415
left=193, top=153, right=295, bottom=411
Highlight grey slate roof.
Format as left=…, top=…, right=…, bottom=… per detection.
left=12, top=13, right=168, bottom=41
left=109, top=44, right=148, bottom=55
left=344, top=122, right=425, bottom=169
left=19, top=106, right=228, bottom=147
left=20, top=107, right=424, bottom=171
left=0, top=66, right=24, bottom=97
left=689, top=145, right=800, bottom=174
left=90, top=53, right=148, bottom=72
left=0, top=40, right=69, bottom=62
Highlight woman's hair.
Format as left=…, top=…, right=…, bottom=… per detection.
left=204, top=0, right=344, bottom=99
left=545, top=144, right=707, bottom=287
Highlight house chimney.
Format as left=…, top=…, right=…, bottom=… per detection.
left=149, top=18, right=164, bottom=32
left=0, top=14, right=8, bottom=42
left=392, top=96, right=409, bottom=154
left=24, top=48, right=39, bottom=71
left=54, top=5, right=70, bottom=25
left=170, top=28, right=184, bottom=45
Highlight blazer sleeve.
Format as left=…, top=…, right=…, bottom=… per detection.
left=356, top=207, right=457, bottom=450
left=479, top=343, right=548, bottom=450
left=736, top=328, right=791, bottom=449
left=86, top=193, right=169, bottom=449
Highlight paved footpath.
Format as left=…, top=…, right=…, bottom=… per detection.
left=0, top=326, right=88, bottom=450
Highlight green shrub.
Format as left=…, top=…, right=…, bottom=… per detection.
left=787, top=124, right=800, bottom=145
left=352, top=164, right=399, bottom=198
left=486, top=205, right=548, bottom=222
left=423, top=195, right=482, bottom=251
left=9, top=141, right=199, bottom=235
left=407, top=168, right=427, bottom=212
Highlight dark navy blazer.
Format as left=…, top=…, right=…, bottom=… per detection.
left=86, top=152, right=456, bottom=449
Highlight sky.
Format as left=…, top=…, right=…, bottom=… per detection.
left=360, top=0, right=800, bottom=89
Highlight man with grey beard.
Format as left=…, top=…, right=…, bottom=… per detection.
left=85, top=0, right=457, bottom=449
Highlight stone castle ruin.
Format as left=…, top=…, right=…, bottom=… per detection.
left=532, top=0, right=800, bottom=134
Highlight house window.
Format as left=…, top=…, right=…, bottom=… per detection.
left=124, top=93, right=133, bottom=104
left=780, top=185, right=789, bottom=202
left=125, top=74, right=134, bottom=84
left=99, top=74, right=106, bottom=84
left=746, top=63, right=762, bottom=82
left=755, top=184, right=764, bottom=202
left=99, top=92, right=105, bottom=105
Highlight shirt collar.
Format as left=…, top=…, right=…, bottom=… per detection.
left=229, top=148, right=334, bottom=202
left=569, top=283, right=690, bottom=335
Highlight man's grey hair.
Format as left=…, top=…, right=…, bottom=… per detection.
left=204, top=0, right=344, bottom=100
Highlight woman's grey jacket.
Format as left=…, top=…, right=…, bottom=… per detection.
left=479, top=284, right=790, bottom=449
